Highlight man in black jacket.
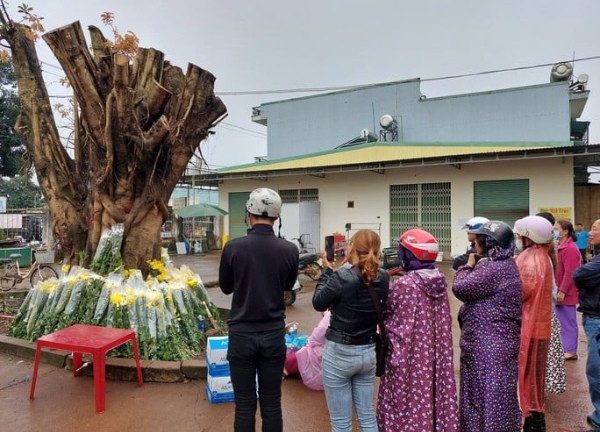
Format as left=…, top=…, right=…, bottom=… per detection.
left=219, top=188, right=299, bottom=432
left=573, top=218, right=600, bottom=432
left=452, top=216, right=489, bottom=270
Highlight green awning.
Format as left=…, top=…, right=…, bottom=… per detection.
left=175, top=203, right=228, bottom=218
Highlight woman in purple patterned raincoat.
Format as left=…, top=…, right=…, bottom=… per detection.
left=452, top=220, right=522, bottom=432
left=377, top=229, right=459, bottom=431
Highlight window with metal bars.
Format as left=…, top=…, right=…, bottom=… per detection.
left=279, top=188, right=319, bottom=203
left=390, top=182, right=451, bottom=252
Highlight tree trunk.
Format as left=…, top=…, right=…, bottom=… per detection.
left=1, top=20, right=227, bottom=270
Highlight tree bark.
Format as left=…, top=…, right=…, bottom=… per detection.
left=1, top=19, right=226, bottom=270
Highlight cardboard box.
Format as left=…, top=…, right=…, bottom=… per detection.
left=206, top=336, right=230, bottom=376
left=206, top=373, right=234, bottom=404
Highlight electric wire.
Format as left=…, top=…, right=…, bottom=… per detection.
left=214, top=55, right=600, bottom=96
left=36, top=55, right=600, bottom=97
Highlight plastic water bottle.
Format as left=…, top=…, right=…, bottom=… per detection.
left=197, top=315, right=206, bottom=331
left=287, top=323, right=297, bottom=336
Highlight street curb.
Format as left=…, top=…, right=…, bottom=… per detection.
left=0, top=333, right=209, bottom=383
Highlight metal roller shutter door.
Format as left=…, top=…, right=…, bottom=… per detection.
left=474, top=179, right=529, bottom=228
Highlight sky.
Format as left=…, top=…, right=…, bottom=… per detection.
left=19, top=0, right=600, bottom=171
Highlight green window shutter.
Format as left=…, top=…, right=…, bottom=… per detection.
left=474, top=179, right=529, bottom=228
left=229, top=192, right=250, bottom=239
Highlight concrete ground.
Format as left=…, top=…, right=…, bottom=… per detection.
left=0, top=251, right=595, bottom=431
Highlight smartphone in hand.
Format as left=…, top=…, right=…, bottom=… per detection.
left=325, top=236, right=335, bottom=262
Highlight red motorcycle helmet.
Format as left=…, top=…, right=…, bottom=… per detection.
left=399, top=229, right=439, bottom=262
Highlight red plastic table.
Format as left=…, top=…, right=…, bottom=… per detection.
left=29, top=324, right=144, bottom=413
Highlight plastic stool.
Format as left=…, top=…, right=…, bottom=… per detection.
left=29, top=324, right=144, bottom=413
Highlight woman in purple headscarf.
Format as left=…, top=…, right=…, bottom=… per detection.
left=452, top=220, right=522, bottom=432
left=377, top=229, right=459, bottom=431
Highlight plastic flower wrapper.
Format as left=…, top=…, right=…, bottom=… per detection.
left=24, top=286, right=50, bottom=336
left=161, top=283, right=178, bottom=323
left=94, top=272, right=124, bottom=322
left=37, top=276, right=59, bottom=296
left=145, top=279, right=162, bottom=340
left=170, top=282, right=188, bottom=316
left=26, top=278, right=62, bottom=339
left=64, top=268, right=98, bottom=315
left=90, top=224, right=124, bottom=276
left=51, top=265, right=86, bottom=314
left=122, top=269, right=146, bottom=333
left=107, top=272, right=129, bottom=329
left=58, top=271, right=106, bottom=329
left=7, top=287, right=36, bottom=338
left=179, top=264, right=209, bottom=300
left=160, top=247, right=172, bottom=267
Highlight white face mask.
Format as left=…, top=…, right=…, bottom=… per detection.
left=515, top=238, right=524, bottom=252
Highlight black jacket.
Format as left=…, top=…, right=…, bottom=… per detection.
left=313, top=265, right=389, bottom=342
left=219, top=224, right=299, bottom=332
left=452, top=243, right=476, bottom=270
left=574, top=248, right=600, bottom=317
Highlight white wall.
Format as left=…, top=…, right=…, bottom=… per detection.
left=218, top=156, right=574, bottom=256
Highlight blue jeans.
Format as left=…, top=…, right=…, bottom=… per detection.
left=322, top=340, right=377, bottom=432
left=583, top=315, right=600, bottom=430
left=227, top=328, right=287, bottom=432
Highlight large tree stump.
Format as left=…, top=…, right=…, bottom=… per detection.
left=2, top=20, right=227, bottom=269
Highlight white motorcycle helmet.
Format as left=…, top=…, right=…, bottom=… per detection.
left=463, top=216, right=489, bottom=230
left=513, top=215, right=554, bottom=245
left=246, top=188, right=282, bottom=218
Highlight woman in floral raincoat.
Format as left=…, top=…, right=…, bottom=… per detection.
left=377, top=229, right=458, bottom=431
left=452, top=220, right=522, bottom=432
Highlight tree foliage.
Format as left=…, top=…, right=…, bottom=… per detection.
left=0, top=61, right=25, bottom=176
left=0, top=174, right=42, bottom=209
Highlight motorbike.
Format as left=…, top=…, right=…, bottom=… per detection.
left=288, top=236, right=323, bottom=281
left=282, top=236, right=322, bottom=306
left=284, top=279, right=302, bottom=306
left=298, top=251, right=322, bottom=281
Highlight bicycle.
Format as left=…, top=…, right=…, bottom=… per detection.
left=0, top=250, right=59, bottom=291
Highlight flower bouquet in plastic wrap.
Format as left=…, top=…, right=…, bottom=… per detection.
left=8, top=224, right=226, bottom=361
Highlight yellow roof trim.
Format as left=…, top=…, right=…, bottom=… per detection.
left=219, top=142, right=571, bottom=174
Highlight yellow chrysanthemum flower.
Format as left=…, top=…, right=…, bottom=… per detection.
left=110, top=292, right=126, bottom=305
left=38, top=278, right=59, bottom=294
left=186, top=278, right=199, bottom=289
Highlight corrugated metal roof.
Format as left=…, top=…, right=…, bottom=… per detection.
left=218, top=141, right=573, bottom=174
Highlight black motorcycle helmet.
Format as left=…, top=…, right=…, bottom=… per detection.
left=467, top=220, right=514, bottom=248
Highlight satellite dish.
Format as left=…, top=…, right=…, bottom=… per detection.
left=361, top=128, right=370, bottom=138
left=578, top=73, right=589, bottom=84
left=550, top=62, right=573, bottom=82
left=379, top=114, right=395, bottom=130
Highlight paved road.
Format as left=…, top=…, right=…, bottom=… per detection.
left=0, top=251, right=595, bottom=431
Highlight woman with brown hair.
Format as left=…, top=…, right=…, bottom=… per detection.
left=313, top=229, right=389, bottom=432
